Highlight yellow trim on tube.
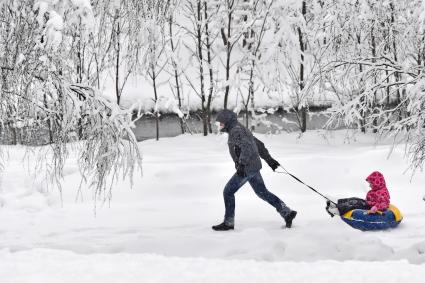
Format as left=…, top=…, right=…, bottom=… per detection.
left=389, top=204, right=403, bottom=222
left=342, top=205, right=403, bottom=222
left=343, top=210, right=354, bottom=219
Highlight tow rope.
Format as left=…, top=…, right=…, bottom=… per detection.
left=275, top=165, right=337, bottom=205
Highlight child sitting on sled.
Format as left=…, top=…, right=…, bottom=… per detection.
left=326, top=171, right=391, bottom=216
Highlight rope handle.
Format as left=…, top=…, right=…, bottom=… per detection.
left=275, top=165, right=337, bottom=206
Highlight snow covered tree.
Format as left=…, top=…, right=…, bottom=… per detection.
left=236, top=0, right=275, bottom=130
left=139, top=0, right=170, bottom=141
left=203, top=0, right=220, bottom=134
left=215, top=0, right=263, bottom=111
left=0, top=0, right=142, bottom=201
left=181, top=0, right=220, bottom=136
left=165, top=0, right=187, bottom=134
left=262, top=0, right=327, bottom=133
left=103, top=0, right=141, bottom=106
left=324, top=0, right=425, bottom=172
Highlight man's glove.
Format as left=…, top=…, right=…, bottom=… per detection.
left=266, top=157, right=280, bottom=171
left=235, top=162, right=246, bottom=177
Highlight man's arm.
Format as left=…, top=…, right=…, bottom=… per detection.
left=254, top=136, right=272, bottom=161
left=254, top=136, right=280, bottom=171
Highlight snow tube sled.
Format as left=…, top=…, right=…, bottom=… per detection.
left=341, top=204, right=403, bottom=231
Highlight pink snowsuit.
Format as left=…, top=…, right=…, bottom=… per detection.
left=366, top=171, right=390, bottom=211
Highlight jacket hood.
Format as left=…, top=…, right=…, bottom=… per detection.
left=216, top=110, right=238, bottom=133
left=366, top=171, right=387, bottom=191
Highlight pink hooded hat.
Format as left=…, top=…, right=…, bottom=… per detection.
left=365, top=171, right=390, bottom=211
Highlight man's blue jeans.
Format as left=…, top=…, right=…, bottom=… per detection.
left=223, top=171, right=291, bottom=225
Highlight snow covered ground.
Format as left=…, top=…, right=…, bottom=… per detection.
left=1, top=130, right=425, bottom=282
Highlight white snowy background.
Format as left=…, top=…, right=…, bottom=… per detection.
left=1, top=130, right=425, bottom=282
left=2, top=0, right=425, bottom=282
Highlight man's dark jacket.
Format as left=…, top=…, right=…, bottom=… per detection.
left=216, top=110, right=274, bottom=175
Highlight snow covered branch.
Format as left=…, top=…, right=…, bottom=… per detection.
left=0, top=0, right=142, bottom=201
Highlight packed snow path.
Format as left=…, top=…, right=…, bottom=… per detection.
left=0, top=131, right=424, bottom=282
left=1, top=250, right=424, bottom=283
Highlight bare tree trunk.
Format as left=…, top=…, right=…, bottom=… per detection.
left=245, top=107, right=249, bottom=129
left=222, top=0, right=234, bottom=110
left=77, top=24, right=84, bottom=84
left=298, top=0, right=307, bottom=133
left=43, top=93, right=54, bottom=143
left=250, top=82, right=255, bottom=130
left=195, top=0, right=207, bottom=136
left=355, top=31, right=366, bottom=133
left=11, top=122, right=17, bottom=145
left=389, top=2, right=400, bottom=106
left=151, top=64, right=160, bottom=141
left=386, top=67, right=390, bottom=106
left=389, top=1, right=403, bottom=122
left=6, top=108, right=17, bottom=145
left=371, top=21, right=378, bottom=133
left=224, top=37, right=231, bottom=110
left=156, top=111, right=159, bottom=141
left=114, top=9, right=121, bottom=106
left=249, top=58, right=256, bottom=131
left=168, top=12, right=185, bottom=134
left=94, top=53, right=100, bottom=89
left=246, top=59, right=255, bottom=130
left=204, top=1, right=214, bottom=134
left=76, top=27, right=85, bottom=140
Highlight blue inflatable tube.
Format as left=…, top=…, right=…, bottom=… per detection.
left=341, top=204, right=403, bottom=231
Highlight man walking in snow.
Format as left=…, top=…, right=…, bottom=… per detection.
left=212, top=110, right=297, bottom=231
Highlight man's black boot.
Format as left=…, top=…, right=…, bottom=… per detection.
left=284, top=210, right=297, bottom=228
left=212, top=222, right=234, bottom=231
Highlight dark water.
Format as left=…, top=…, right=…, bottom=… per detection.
left=133, top=112, right=330, bottom=141
left=0, top=112, right=331, bottom=145
left=0, top=125, right=51, bottom=146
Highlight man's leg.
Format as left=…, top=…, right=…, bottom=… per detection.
left=248, top=172, right=296, bottom=227
left=222, top=173, right=249, bottom=225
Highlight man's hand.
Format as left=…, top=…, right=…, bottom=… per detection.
left=266, top=157, right=280, bottom=171
left=236, top=163, right=246, bottom=177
